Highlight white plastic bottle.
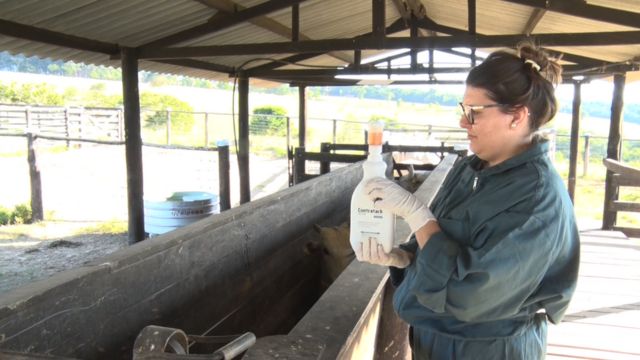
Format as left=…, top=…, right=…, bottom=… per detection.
left=350, top=122, right=395, bottom=254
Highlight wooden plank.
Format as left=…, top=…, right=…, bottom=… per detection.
left=613, top=173, right=640, bottom=187
left=610, top=201, right=640, bottom=213
left=604, top=158, right=640, bottom=179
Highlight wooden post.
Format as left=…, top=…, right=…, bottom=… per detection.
left=582, top=134, right=590, bottom=177
left=298, top=86, right=306, bottom=148
left=332, top=119, right=337, bottom=146
left=287, top=116, right=294, bottom=187
left=27, top=133, right=43, bottom=222
left=64, top=107, right=70, bottom=149
left=294, top=147, right=306, bottom=185
left=602, top=73, right=626, bottom=230
left=320, top=142, right=331, bottom=174
left=238, top=75, right=251, bottom=204
left=121, top=47, right=145, bottom=244
left=217, top=140, right=231, bottom=211
left=25, top=106, right=31, bottom=130
left=166, top=107, right=171, bottom=145
left=204, top=112, right=209, bottom=147
left=118, top=106, right=124, bottom=141
left=568, top=81, right=582, bottom=202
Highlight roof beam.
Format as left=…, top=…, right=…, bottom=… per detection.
left=0, top=18, right=118, bottom=54
left=504, top=0, right=640, bottom=29
left=152, top=59, right=234, bottom=73
left=522, top=8, right=546, bottom=36
left=140, top=0, right=310, bottom=48
left=247, top=66, right=472, bottom=78
left=242, top=17, right=409, bottom=73
left=195, top=0, right=352, bottom=64
left=417, top=16, right=611, bottom=66
left=137, top=31, right=640, bottom=59
left=372, top=0, right=386, bottom=39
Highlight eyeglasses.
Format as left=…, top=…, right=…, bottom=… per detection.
left=458, top=102, right=506, bottom=125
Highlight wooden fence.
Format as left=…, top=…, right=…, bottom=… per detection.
left=0, top=103, right=123, bottom=142
left=291, top=142, right=467, bottom=185
left=602, top=158, right=640, bottom=237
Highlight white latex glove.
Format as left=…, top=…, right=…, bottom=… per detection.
left=355, top=237, right=411, bottom=268
left=365, top=177, right=435, bottom=233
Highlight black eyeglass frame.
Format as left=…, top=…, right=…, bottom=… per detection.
left=458, top=102, right=507, bottom=125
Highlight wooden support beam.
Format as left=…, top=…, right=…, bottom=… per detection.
left=153, top=59, right=234, bottom=74
left=568, top=81, right=582, bottom=202
left=504, top=0, right=640, bottom=29
left=602, top=73, right=626, bottom=230
left=246, top=66, right=472, bottom=78
left=292, top=3, right=300, bottom=42
left=238, top=75, right=250, bottom=204
left=468, top=0, right=477, bottom=66
left=195, top=0, right=352, bottom=64
left=523, top=8, right=547, bottom=36
left=137, top=30, right=640, bottom=59
left=0, top=18, right=118, bottom=54
left=416, top=15, right=610, bottom=67
left=140, top=0, right=310, bottom=48
left=298, top=86, right=307, bottom=148
left=121, top=47, right=145, bottom=244
left=372, top=0, right=386, bottom=39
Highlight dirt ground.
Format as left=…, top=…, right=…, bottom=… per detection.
left=0, top=143, right=289, bottom=294
left=0, top=221, right=128, bottom=292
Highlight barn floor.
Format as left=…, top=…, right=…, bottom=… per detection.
left=547, top=229, right=640, bottom=360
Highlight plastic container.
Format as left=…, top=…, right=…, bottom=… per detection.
left=349, top=122, right=395, bottom=253
left=144, top=191, right=219, bottom=236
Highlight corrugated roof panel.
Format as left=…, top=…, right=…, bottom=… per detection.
left=534, top=9, right=637, bottom=33
left=548, top=45, right=640, bottom=63
left=0, top=0, right=638, bottom=82
left=588, top=0, right=640, bottom=13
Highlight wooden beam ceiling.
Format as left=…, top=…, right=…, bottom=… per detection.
left=137, top=30, right=640, bottom=59
left=504, top=0, right=640, bottom=29
left=140, top=0, right=310, bottom=48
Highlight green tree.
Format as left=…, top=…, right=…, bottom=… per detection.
left=140, top=92, right=194, bottom=131
left=250, top=105, right=288, bottom=135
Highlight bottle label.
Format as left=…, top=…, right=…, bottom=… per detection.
left=354, top=207, right=392, bottom=243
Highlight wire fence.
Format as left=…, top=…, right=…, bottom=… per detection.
left=2, top=103, right=639, bottom=225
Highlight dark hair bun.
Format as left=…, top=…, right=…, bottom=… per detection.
left=517, top=42, right=562, bottom=86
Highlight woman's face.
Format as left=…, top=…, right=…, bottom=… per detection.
left=459, top=86, right=527, bottom=166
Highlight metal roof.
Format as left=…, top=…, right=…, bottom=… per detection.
left=0, top=0, right=639, bottom=85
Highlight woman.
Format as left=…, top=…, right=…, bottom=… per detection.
left=356, top=43, right=580, bottom=359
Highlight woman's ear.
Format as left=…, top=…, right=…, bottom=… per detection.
left=511, top=106, right=530, bottom=128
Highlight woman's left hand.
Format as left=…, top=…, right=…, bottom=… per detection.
left=355, top=237, right=412, bottom=268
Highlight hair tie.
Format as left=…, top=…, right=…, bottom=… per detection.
left=524, top=59, right=541, bottom=72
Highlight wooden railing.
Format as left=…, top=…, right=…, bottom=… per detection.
left=602, top=158, right=640, bottom=237
left=291, top=142, right=466, bottom=185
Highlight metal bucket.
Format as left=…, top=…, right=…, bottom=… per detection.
left=144, top=191, right=220, bottom=236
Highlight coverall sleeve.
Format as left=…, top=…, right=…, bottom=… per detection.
left=411, top=211, right=561, bottom=322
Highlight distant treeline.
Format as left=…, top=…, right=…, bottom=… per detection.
left=1, top=51, right=639, bottom=124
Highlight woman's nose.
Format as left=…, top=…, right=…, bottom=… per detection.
left=459, top=114, right=471, bottom=129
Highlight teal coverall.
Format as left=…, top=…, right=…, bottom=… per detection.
left=390, top=141, right=580, bottom=359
